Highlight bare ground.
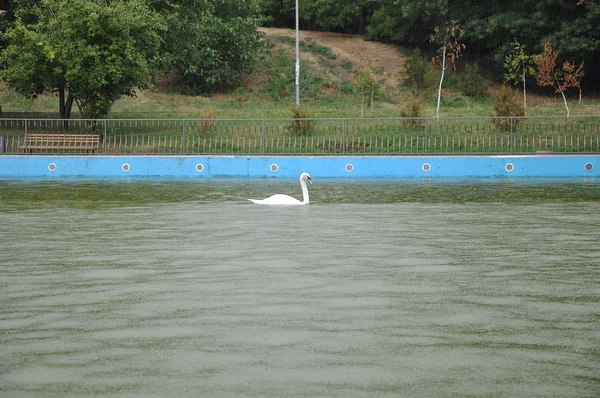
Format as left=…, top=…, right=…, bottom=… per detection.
left=255, top=27, right=408, bottom=98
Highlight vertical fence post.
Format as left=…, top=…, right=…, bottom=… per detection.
left=103, top=120, right=108, bottom=153
left=261, top=117, right=265, bottom=155
left=509, top=117, right=513, bottom=155
left=182, top=119, right=187, bottom=155
left=342, top=119, right=346, bottom=155
left=24, top=120, right=28, bottom=155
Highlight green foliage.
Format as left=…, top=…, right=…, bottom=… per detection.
left=493, top=85, right=525, bottom=131
left=260, top=0, right=374, bottom=34
left=338, top=81, right=355, bottom=95
left=261, top=49, right=324, bottom=102
left=0, top=0, right=165, bottom=119
left=276, top=35, right=337, bottom=60
left=340, top=59, right=353, bottom=71
left=504, top=40, right=536, bottom=108
left=403, top=48, right=428, bottom=89
left=423, top=64, right=440, bottom=91
left=161, top=0, right=266, bottom=94
left=443, top=93, right=471, bottom=107
left=400, top=96, right=424, bottom=127
left=368, top=0, right=598, bottom=89
left=368, top=0, right=448, bottom=45
left=287, top=107, right=315, bottom=135
left=354, top=69, right=383, bottom=117
left=504, top=40, right=536, bottom=86
left=400, top=99, right=422, bottom=118
left=303, top=37, right=337, bottom=60
left=460, top=62, right=486, bottom=98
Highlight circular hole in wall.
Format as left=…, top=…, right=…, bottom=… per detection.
left=422, top=163, right=431, bottom=172
left=270, top=164, right=279, bottom=173
left=122, top=163, right=131, bottom=172
left=195, top=163, right=204, bottom=173
left=584, top=162, right=593, bottom=172
left=505, top=163, right=514, bottom=172
left=48, top=163, right=57, bottom=172
left=345, top=164, right=354, bottom=173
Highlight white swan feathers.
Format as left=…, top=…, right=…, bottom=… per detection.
left=248, top=172, right=312, bottom=205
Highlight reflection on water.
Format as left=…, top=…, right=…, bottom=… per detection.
left=1, top=177, right=599, bottom=210
left=1, top=178, right=599, bottom=397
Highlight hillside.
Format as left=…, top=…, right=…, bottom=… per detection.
left=255, top=27, right=408, bottom=99
left=1, top=28, right=598, bottom=118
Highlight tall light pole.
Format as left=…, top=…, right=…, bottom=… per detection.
left=295, top=0, right=300, bottom=107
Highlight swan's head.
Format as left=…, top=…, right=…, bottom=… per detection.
left=301, top=172, right=312, bottom=184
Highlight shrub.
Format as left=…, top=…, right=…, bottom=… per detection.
left=354, top=69, right=384, bottom=117
left=199, top=108, right=216, bottom=134
left=262, top=50, right=324, bottom=102
left=423, top=64, right=440, bottom=91
left=460, top=62, right=486, bottom=98
left=400, top=97, right=422, bottom=118
left=400, top=96, right=424, bottom=127
left=404, top=48, right=428, bottom=89
left=287, top=107, right=315, bottom=135
left=493, top=86, right=525, bottom=131
left=444, top=93, right=471, bottom=107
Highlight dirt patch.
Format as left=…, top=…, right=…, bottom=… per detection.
left=259, top=27, right=408, bottom=97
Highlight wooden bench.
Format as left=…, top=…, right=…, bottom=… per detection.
left=19, top=133, right=101, bottom=153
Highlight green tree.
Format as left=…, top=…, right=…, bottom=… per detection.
left=403, top=48, right=428, bottom=90
left=493, top=85, right=524, bottom=132
left=368, top=0, right=448, bottom=45
left=159, top=0, right=266, bottom=94
left=460, top=62, right=486, bottom=98
left=504, top=40, right=536, bottom=109
left=259, top=0, right=374, bottom=34
left=0, top=0, right=164, bottom=119
left=302, top=0, right=374, bottom=34
left=366, top=0, right=599, bottom=90
left=354, top=69, right=383, bottom=117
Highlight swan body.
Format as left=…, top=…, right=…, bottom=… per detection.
left=249, top=172, right=312, bottom=205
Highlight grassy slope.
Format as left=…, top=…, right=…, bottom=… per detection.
left=1, top=28, right=598, bottom=119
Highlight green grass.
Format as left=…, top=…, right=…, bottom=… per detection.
left=2, top=83, right=599, bottom=120
left=273, top=35, right=337, bottom=60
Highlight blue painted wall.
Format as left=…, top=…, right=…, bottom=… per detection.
left=0, top=155, right=598, bottom=178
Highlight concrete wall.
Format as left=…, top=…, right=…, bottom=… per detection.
left=0, top=155, right=598, bottom=178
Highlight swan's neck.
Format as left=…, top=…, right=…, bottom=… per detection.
left=300, top=179, right=309, bottom=204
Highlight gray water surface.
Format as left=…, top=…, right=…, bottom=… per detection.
left=1, top=179, right=599, bottom=397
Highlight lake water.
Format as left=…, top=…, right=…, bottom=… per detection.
left=1, top=178, right=599, bottom=397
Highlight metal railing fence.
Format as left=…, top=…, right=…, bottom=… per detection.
left=1, top=116, right=599, bottom=155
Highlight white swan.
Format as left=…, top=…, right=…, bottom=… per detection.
left=248, top=172, right=312, bottom=205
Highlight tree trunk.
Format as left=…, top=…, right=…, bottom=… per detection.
left=436, top=46, right=446, bottom=119
left=59, top=87, right=66, bottom=119
left=560, top=90, right=570, bottom=118
left=58, top=87, right=74, bottom=128
left=522, top=69, right=527, bottom=109
left=371, top=85, right=375, bottom=117
left=65, top=94, right=74, bottom=119
left=361, top=93, right=365, bottom=117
